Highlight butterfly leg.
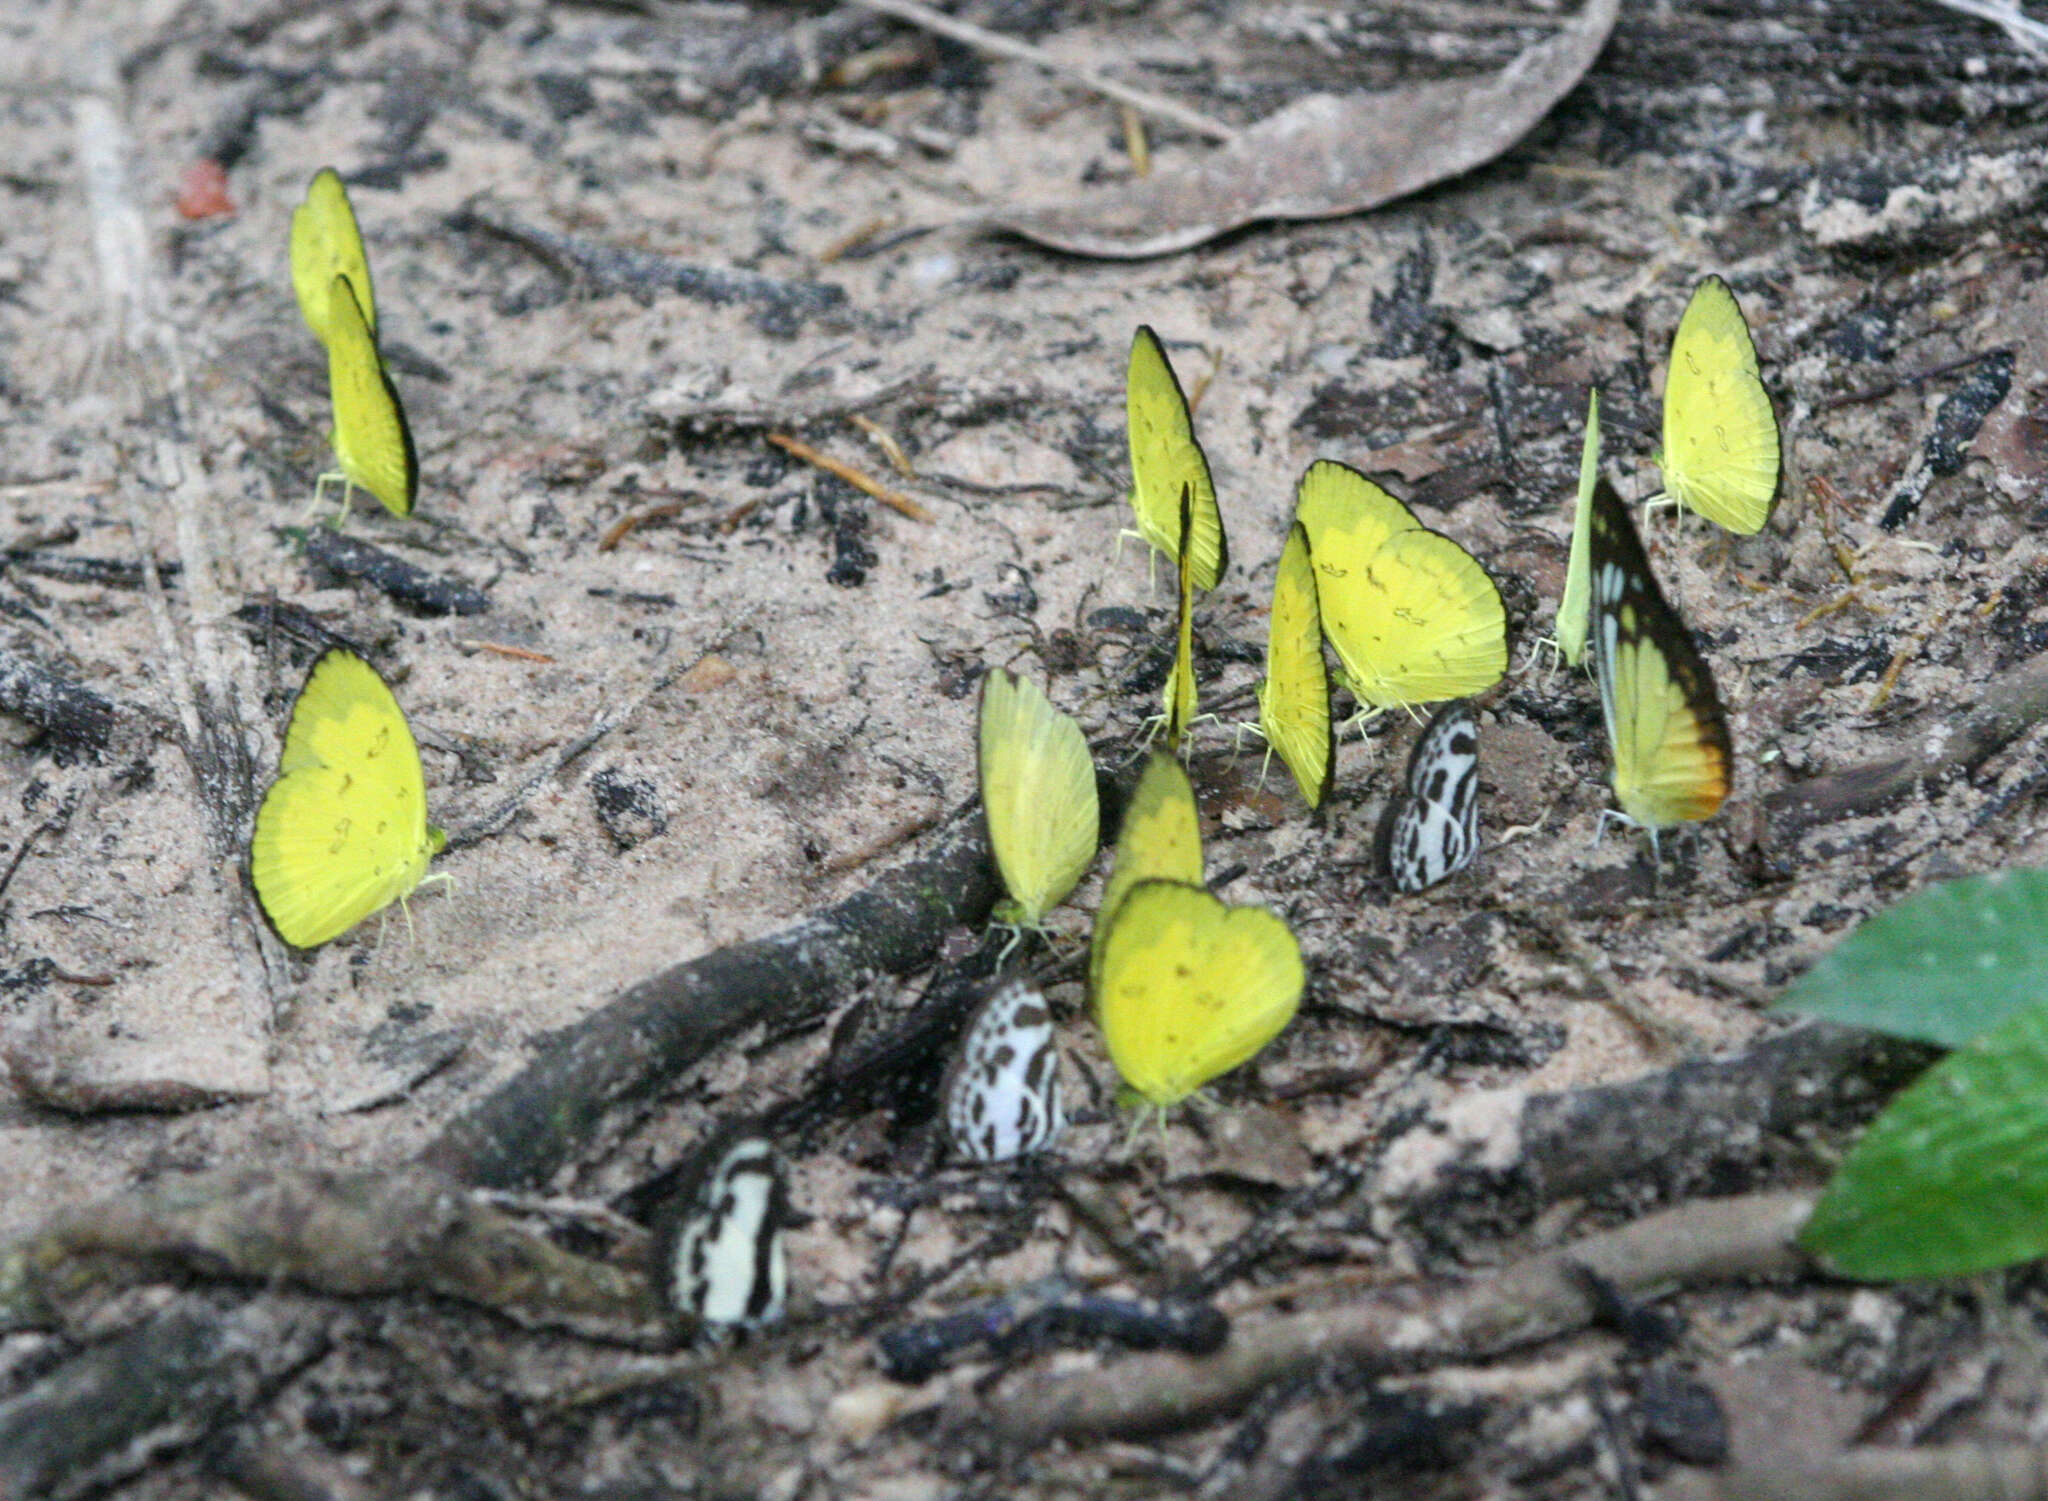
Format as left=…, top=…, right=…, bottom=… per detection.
left=1519, top=634, right=1566, bottom=687
left=1337, top=704, right=1386, bottom=743
left=1120, top=1098, right=1173, bottom=1152
left=1591, top=806, right=1634, bottom=847
left=993, top=923, right=1025, bottom=967
left=307, top=470, right=355, bottom=529
left=396, top=872, right=457, bottom=944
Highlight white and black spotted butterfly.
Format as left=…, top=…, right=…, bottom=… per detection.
left=943, top=979, right=1065, bottom=1163
left=655, top=1130, right=796, bottom=1331
left=1377, top=700, right=1481, bottom=894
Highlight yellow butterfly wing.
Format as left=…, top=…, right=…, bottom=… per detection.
left=1127, top=326, right=1227, bottom=592
left=291, top=168, right=376, bottom=348
left=250, top=649, right=446, bottom=948
left=1293, top=458, right=1417, bottom=560
left=1295, top=459, right=1504, bottom=710
left=1095, top=879, right=1304, bottom=1108
left=1659, top=276, right=1779, bottom=535
left=327, top=273, right=418, bottom=518
left=1555, top=389, right=1600, bottom=668
left=978, top=668, right=1100, bottom=927
left=1090, top=752, right=1204, bottom=992
left=1161, top=484, right=1197, bottom=750
left=1255, top=522, right=1334, bottom=807
left=1588, top=479, right=1732, bottom=829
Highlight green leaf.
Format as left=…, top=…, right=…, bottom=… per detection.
left=1801, top=997, right=2048, bottom=1279
left=1775, top=870, right=2048, bottom=1048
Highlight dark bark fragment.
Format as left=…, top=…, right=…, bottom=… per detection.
left=298, top=528, right=491, bottom=616
left=422, top=812, right=999, bottom=1188
left=0, top=647, right=120, bottom=759
left=0, top=1298, right=327, bottom=1501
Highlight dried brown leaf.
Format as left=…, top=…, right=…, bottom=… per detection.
left=995, top=0, right=1621, bottom=260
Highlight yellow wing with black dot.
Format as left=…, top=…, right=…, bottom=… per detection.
left=249, top=648, right=445, bottom=948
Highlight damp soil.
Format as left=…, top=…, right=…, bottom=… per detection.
left=7, top=0, right=2048, bottom=1496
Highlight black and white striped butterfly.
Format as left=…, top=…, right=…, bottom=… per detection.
left=654, top=1129, right=797, bottom=1331
left=943, top=978, right=1065, bottom=1163
left=1377, top=700, right=1481, bottom=894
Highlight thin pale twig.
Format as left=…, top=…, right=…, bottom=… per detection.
left=844, top=0, right=1238, bottom=144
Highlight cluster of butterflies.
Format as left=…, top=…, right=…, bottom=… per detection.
left=237, top=182, right=1780, bottom=1322
left=249, top=173, right=443, bottom=949
left=962, top=670, right=1307, bottom=1158
left=933, top=279, right=1779, bottom=1183
left=1129, top=273, right=1776, bottom=874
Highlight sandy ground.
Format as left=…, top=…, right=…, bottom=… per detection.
left=7, top=0, right=2048, bottom=1494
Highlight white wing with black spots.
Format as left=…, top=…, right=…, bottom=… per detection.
left=944, top=979, right=1065, bottom=1164
left=1380, top=701, right=1481, bottom=894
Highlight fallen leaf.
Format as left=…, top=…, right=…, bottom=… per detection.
left=995, top=0, right=1620, bottom=260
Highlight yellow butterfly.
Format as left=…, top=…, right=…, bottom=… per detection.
left=1127, top=326, right=1227, bottom=592
left=1160, top=484, right=1197, bottom=751
left=1094, top=879, right=1304, bottom=1110
left=249, top=648, right=447, bottom=948
left=1588, top=477, right=1733, bottom=848
left=978, top=667, right=1099, bottom=930
left=320, top=272, right=418, bottom=519
left=1090, top=751, right=1203, bottom=992
left=1253, top=521, right=1334, bottom=807
left=1657, top=276, right=1780, bottom=534
left=1553, top=389, right=1601, bottom=670
left=1293, top=460, right=1506, bottom=716
left=290, top=168, right=377, bottom=349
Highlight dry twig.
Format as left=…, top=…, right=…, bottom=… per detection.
left=768, top=432, right=936, bottom=523
left=973, top=1191, right=1815, bottom=1446
left=844, top=0, right=1238, bottom=143
left=1765, top=642, right=2048, bottom=839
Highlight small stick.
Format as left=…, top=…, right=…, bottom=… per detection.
left=718, top=498, right=764, bottom=533
left=768, top=432, right=936, bottom=523
left=457, top=640, right=557, bottom=664
left=848, top=414, right=916, bottom=478
left=1120, top=104, right=1151, bottom=176
left=599, top=502, right=686, bottom=551
left=1868, top=618, right=1940, bottom=712
left=817, top=217, right=896, bottom=264
left=0, top=820, right=48, bottom=904
left=844, top=0, right=1238, bottom=144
